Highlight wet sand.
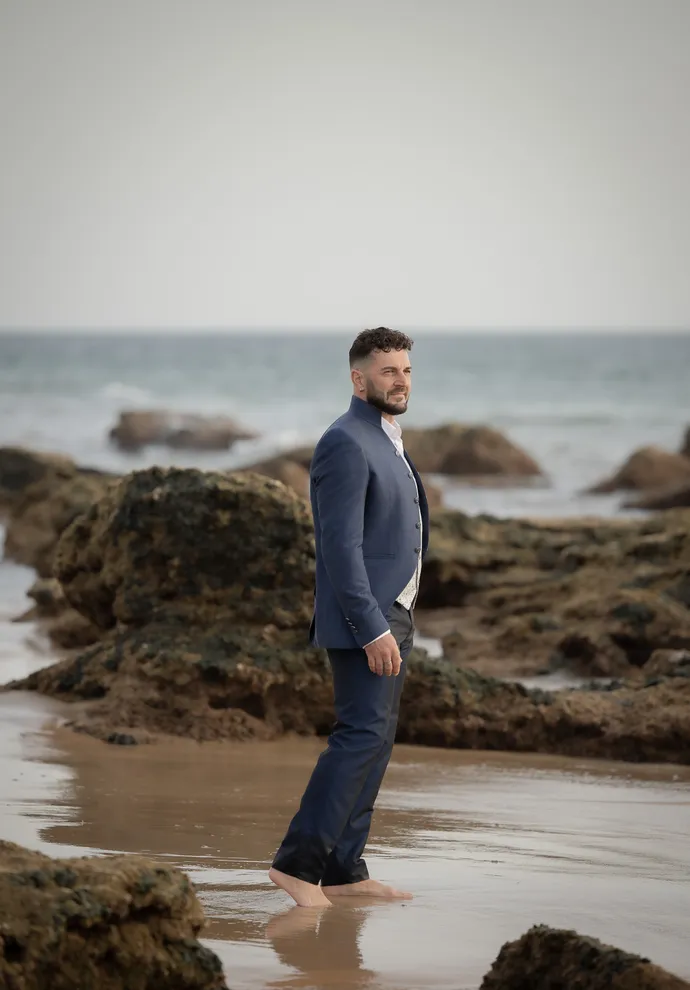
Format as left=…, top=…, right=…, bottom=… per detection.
left=1, top=691, right=689, bottom=990
left=1, top=552, right=690, bottom=988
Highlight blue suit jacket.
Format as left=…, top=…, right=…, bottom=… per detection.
left=308, top=395, right=430, bottom=650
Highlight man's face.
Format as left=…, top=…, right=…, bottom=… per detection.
left=356, top=348, right=412, bottom=416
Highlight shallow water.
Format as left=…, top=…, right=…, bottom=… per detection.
left=1, top=551, right=690, bottom=988
left=1, top=697, right=689, bottom=990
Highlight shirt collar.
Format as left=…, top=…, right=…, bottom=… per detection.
left=380, top=415, right=402, bottom=442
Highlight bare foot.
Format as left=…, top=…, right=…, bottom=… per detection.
left=269, top=868, right=332, bottom=908
left=321, top=879, right=412, bottom=899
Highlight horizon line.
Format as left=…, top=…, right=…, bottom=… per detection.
left=1, top=325, right=689, bottom=335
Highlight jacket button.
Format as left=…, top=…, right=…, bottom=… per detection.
left=413, top=496, right=420, bottom=504
left=415, top=547, right=421, bottom=554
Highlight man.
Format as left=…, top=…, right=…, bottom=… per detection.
left=269, top=327, right=429, bottom=908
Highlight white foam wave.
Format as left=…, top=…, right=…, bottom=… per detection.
left=99, top=382, right=154, bottom=404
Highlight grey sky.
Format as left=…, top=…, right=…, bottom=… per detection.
left=1, top=0, right=689, bottom=330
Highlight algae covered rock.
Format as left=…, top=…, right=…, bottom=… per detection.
left=7, top=467, right=323, bottom=743
left=4, top=472, right=116, bottom=577
left=418, top=510, right=690, bottom=679
left=0, top=839, right=228, bottom=990
left=480, top=924, right=689, bottom=989
left=397, top=648, right=690, bottom=764
left=54, top=467, right=315, bottom=630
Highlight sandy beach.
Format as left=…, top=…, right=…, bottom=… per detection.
left=1, top=667, right=689, bottom=989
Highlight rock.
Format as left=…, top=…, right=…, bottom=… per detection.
left=644, top=648, right=690, bottom=677
left=479, top=924, right=689, bottom=989
left=624, top=484, right=690, bottom=510
left=4, top=467, right=324, bottom=743
left=235, top=457, right=311, bottom=500
left=279, top=445, right=315, bottom=471
left=0, top=446, right=76, bottom=516
left=588, top=446, right=690, bottom=494
left=401, top=424, right=543, bottom=479
left=0, top=839, right=228, bottom=990
left=4, top=472, right=115, bottom=577
left=396, top=651, right=690, bottom=764
left=109, top=409, right=257, bottom=452
left=418, top=509, right=690, bottom=680
left=421, top=476, right=444, bottom=509
left=681, top=426, right=690, bottom=459
left=11, top=578, right=101, bottom=651
left=16, top=577, right=67, bottom=619
left=9, top=621, right=333, bottom=743
left=53, top=467, right=315, bottom=631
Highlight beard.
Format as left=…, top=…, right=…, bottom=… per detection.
left=365, top=382, right=409, bottom=416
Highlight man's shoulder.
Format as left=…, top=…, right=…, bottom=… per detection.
left=316, top=411, right=361, bottom=449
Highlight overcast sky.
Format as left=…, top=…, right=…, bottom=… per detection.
left=1, top=0, right=689, bottom=330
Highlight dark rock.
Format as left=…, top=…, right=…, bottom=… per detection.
left=625, top=484, right=690, bottom=511
left=0, top=839, right=228, bottom=990
left=588, top=446, right=690, bottom=494
left=479, top=924, right=689, bottom=989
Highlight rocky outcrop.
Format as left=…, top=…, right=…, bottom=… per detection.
left=10, top=638, right=690, bottom=762
left=418, top=509, right=690, bottom=679
left=10, top=577, right=101, bottom=650
left=625, top=484, right=690, bottom=511
left=235, top=456, right=311, bottom=500
left=588, top=446, right=690, bottom=494
left=399, top=653, right=690, bottom=763
left=480, top=925, right=689, bottom=989
left=5, top=466, right=689, bottom=762
left=109, top=409, right=257, bottom=452
left=3, top=471, right=116, bottom=577
left=0, top=840, right=227, bottom=990
left=281, top=425, right=542, bottom=482
left=400, top=424, right=543, bottom=479
left=4, top=467, right=324, bottom=743
left=0, top=447, right=75, bottom=516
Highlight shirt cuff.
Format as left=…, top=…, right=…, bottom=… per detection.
left=363, top=629, right=390, bottom=648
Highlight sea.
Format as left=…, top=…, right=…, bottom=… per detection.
left=1, top=329, right=689, bottom=520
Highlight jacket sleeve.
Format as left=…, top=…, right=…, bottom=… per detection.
left=312, top=429, right=390, bottom=648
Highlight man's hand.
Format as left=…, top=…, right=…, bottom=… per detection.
left=364, top=633, right=402, bottom=677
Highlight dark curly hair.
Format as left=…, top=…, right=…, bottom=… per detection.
left=348, top=327, right=414, bottom=367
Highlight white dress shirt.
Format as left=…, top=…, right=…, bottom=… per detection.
left=364, top=415, right=423, bottom=647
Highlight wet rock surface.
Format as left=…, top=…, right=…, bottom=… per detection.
left=418, top=509, right=690, bottom=679
left=3, top=466, right=690, bottom=762
left=480, top=924, right=690, bottom=990
left=109, top=409, right=257, bottom=452
left=0, top=840, right=227, bottom=990
left=5, top=467, right=323, bottom=743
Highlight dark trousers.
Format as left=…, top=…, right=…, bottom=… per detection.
left=272, top=603, right=414, bottom=885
